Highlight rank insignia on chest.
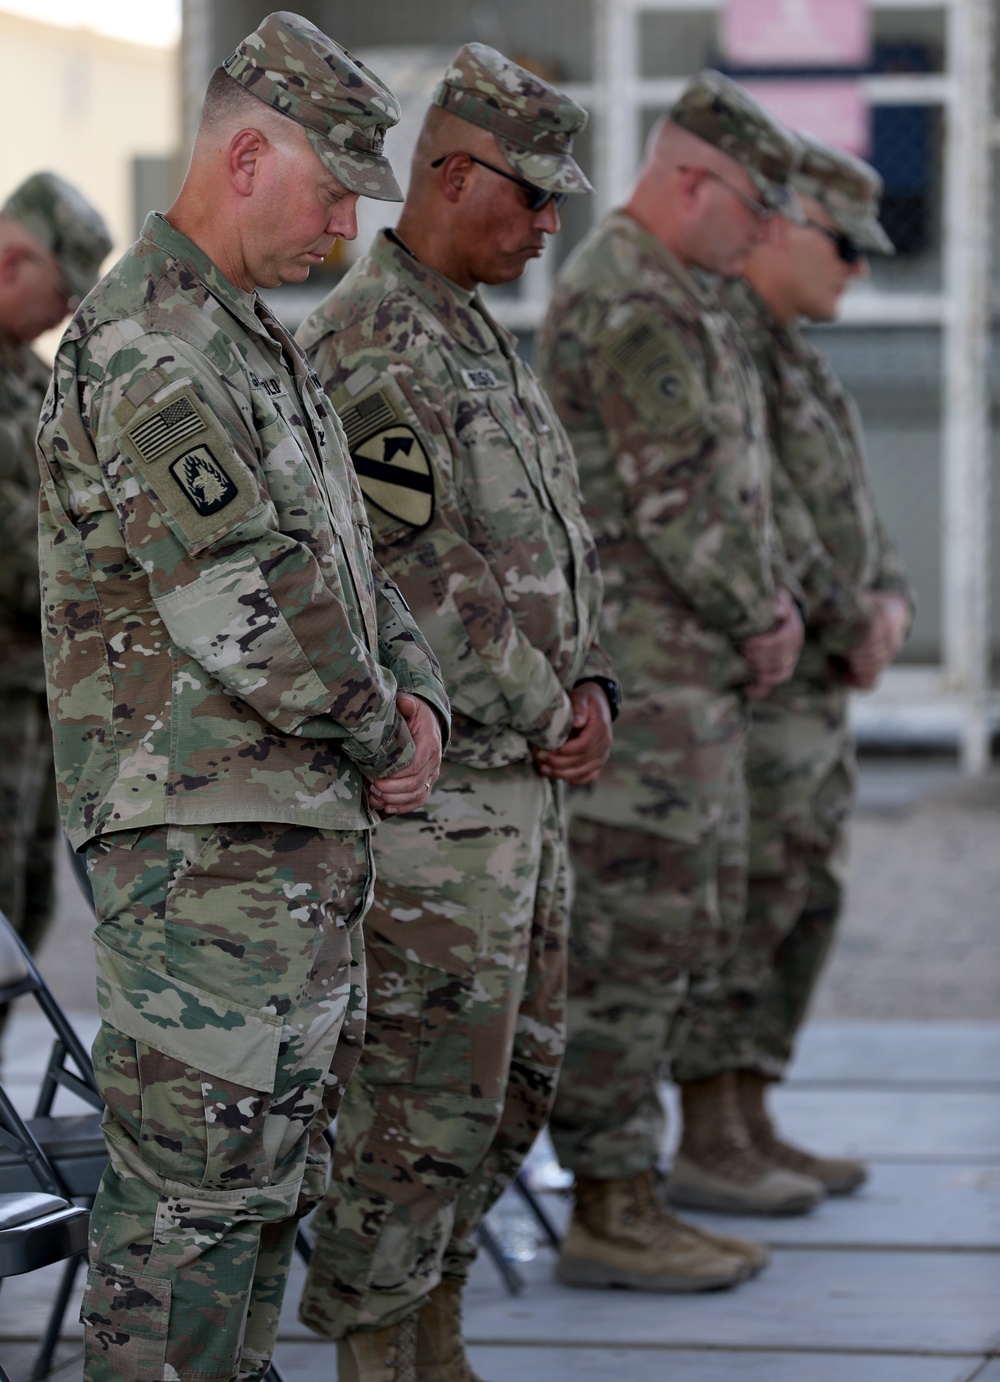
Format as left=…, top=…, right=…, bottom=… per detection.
left=169, top=445, right=238, bottom=516
left=338, top=387, right=434, bottom=529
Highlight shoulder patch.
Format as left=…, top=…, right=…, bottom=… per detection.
left=338, top=387, right=434, bottom=530
left=117, top=381, right=263, bottom=553
left=127, top=393, right=205, bottom=462
left=601, top=313, right=701, bottom=425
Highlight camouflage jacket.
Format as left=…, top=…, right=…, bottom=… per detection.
left=297, top=230, right=612, bottom=770
left=724, top=280, right=914, bottom=685
left=537, top=211, right=782, bottom=838
left=37, top=212, right=449, bottom=849
left=0, top=335, right=49, bottom=693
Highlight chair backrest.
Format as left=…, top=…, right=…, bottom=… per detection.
left=0, top=910, right=101, bottom=1118
left=0, top=925, right=33, bottom=1005
left=0, top=910, right=106, bottom=1202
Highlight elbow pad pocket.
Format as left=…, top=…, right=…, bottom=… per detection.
left=157, top=550, right=332, bottom=717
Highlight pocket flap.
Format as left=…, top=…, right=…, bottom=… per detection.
left=94, top=935, right=283, bottom=1093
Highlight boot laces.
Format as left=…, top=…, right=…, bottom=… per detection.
left=390, top=1313, right=419, bottom=1382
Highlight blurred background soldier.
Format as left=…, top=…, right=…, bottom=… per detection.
left=537, top=70, right=817, bottom=1297
left=35, top=13, right=448, bottom=1381
left=674, top=136, right=915, bottom=1194
left=0, top=172, right=110, bottom=1037
left=295, top=43, right=616, bottom=1382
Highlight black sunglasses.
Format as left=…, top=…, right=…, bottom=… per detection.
left=430, top=152, right=567, bottom=212
left=804, top=220, right=865, bottom=266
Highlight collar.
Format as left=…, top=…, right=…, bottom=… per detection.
left=140, top=212, right=271, bottom=344
left=608, top=209, right=716, bottom=309
left=745, top=280, right=809, bottom=357
left=371, top=229, right=512, bottom=357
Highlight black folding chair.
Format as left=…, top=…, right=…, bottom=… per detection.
left=0, top=1191, right=89, bottom=1382
left=0, top=909, right=106, bottom=1379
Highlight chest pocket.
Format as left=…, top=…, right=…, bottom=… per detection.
left=249, top=381, right=343, bottom=548
left=486, top=391, right=554, bottom=512
left=701, top=312, right=769, bottom=491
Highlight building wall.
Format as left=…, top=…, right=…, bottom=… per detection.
left=0, top=11, right=179, bottom=290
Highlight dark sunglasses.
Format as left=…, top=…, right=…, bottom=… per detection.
left=804, top=220, right=865, bottom=266
left=430, top=152, right=567, bottom=212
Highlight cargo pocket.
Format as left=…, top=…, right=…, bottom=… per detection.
left=81, top=1260, right=170, bottom=1379
left=93, top=934, right=284, bottom=1190
left=362, top=879, right=483, bottom=1092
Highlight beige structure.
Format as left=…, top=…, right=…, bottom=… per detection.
left=0, top=10, right=179, bottom=353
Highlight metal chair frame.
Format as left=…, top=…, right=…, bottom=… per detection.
left=0, top=909, right=105, bottom=1380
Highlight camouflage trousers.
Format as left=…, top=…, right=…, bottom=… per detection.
left=82, top=821, right=372, bottom=1382
left=0, top=687, right=57, bottom=967
left=550, top=726, right=748, bottom=1181
left=299, top=759, right=567, bottom=1339
left=674, top=682, right=853, bottom=1084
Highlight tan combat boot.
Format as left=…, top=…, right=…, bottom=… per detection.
left=337, top=1312, right=419, bottom=1382
left=737, top=1069, right=869, bottom=1195
left=415, top=1278, right=487, bottom=1382
left=669, top=1072, right=825, bottom=1215
left=556, top=1168, right=754, bottom=1291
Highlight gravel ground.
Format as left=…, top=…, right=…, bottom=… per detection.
left=36, top=755, right=1000, bottom=1022
left=813, top=759, right=1000, bottom=1021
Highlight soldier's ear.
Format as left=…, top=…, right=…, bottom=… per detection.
left=435, top=152, right=470, bottom=204
left=229, top=127, right=267, bottom=197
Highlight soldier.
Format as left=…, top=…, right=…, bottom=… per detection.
left=0, top=173, right=110, bottom=1025
left=295, top=43, right=616, bottom=1381
left=536, top=70, right=819, bottom=1294
left=35, top=13, right=449, bottom=1381
left=673, top=136, right=914, bottom=1193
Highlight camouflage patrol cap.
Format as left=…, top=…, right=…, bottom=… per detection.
left=431, top=43, right=593, bottom=195
left=2, top=171, right=112, bottom=301
left=793, top=135, right=894, bottom=255
left=223, top=10, right=403, bottom=201
left=670, top=70, right=803, bottom=222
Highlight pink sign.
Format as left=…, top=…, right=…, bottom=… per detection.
left=720, top=0, right=871, bottom=68
left=741, top=79, right=871, bottom=157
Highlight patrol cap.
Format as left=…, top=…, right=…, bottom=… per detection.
left=431, top=43, right=593, bottom=195
left=223, top=10, right=403, bottom=202
left=1, top=172, right=112, bottom=301
left=793, top=135, right=894, bottom=255
left=670, top=70, right=803, bottom=222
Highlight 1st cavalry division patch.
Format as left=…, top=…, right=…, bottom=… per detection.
left=338, top=387, right=434, bottom=528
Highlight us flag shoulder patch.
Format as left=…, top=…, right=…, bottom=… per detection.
left=126, top=394, right=206, bottom=462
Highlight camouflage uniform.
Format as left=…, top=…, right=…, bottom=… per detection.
left=537, top=75, right=800, bottom=1185
left=0, top=173, right=110, bottom=993
left=675, top=145, right=914, bottom=1087
left=296, top=47, right=612, bottom=1342
left=36, top=16, right=448, bottom=1382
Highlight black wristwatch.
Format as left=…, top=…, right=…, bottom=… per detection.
left=574, top=676, right=622, bottom=722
